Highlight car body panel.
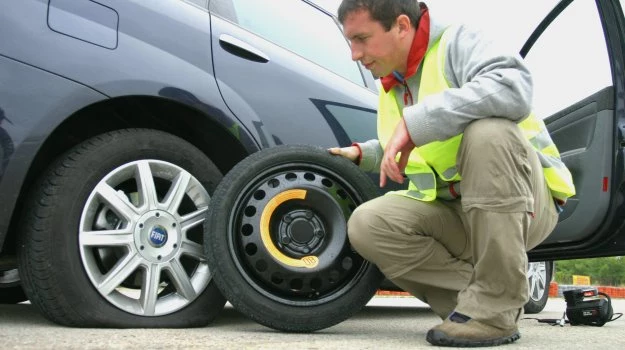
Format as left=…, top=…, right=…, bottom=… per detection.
left=210, top=14, right=377, bottom=148
left=0, top=55, right=108, bottom=250
left=0, top=0, right=257, bottom=149
left=208, top=0, right=378, bottom=149
left=0, top=0, right=379, bottom=255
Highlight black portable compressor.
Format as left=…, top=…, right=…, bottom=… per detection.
left=563, top=288, right=615, bottom=326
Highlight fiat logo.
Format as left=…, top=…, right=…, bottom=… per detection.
left=148, top=225, right=168, bottom=247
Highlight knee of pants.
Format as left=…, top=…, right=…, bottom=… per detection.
left=462, top=118, right=524, bottom=154
left=346, top=206, right=380, bottom=260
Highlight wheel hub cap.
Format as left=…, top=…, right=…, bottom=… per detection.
left=148, top=225, right=168, bottom=247
left=279, top=209, right=324, bottom=255
left=135, top=210, right=180, bottom=262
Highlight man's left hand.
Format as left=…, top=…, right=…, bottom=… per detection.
left=380, top=119, right=416, bottom=187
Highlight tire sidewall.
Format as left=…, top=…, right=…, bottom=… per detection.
left=207, top=144, right=383, bottom=331
left=21, top=129, right=225, bottom=327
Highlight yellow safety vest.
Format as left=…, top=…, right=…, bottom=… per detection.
left=378, top=29, right=576, bottom=202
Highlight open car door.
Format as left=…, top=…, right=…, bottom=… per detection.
left=522, top=0, right=625, bottom=260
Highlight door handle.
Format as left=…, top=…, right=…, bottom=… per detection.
left=219, top=34, right=270, bottom=63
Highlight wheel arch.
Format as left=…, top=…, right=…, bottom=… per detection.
left=3, top=95, right=254, bottom=256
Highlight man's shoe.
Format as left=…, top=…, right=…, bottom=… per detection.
left=426, top=318, right=520, bottom=347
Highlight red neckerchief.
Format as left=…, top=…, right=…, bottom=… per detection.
left=380, top=3, right=430, bottom=93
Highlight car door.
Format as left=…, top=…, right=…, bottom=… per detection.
left=207, top=0, right=378, bottom=149
left=522, top=0, right=625, bottom=260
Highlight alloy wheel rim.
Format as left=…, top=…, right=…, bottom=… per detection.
left=79, top=160, right=211, bottom=316
left=0, top=269, right=20, bottom=287
left=528, top=261, right=547, bottom=302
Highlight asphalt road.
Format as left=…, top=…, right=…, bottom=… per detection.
left=1, top=297, right=623, bottom=349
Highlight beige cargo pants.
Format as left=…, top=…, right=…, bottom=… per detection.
left=348, top=118, right=560, bottom=330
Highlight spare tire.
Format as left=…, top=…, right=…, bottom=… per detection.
left=205, top=144, right=383, bottom=332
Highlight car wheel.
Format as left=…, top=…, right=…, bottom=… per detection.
left=17, top=129, right=226, bottom=327
left=206, top=144, right=384, bottom=332
left=524, top=261, right=553, bottom=314
left=0, top=269, right=27, bottom=304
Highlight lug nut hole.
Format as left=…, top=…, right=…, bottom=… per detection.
left=268, top=179, right=280, bottom=188
left=244, top=206, right=256, bottom=217
left=290, top=279, right=303, bottom=291
left=255, top=260, right=268, bottom=272
left=271, top=273, right=284, bottom=285
left=241, top=224, right=253, bottom=236
left=337, top=189, right=348, bottom=200
left=254, top=190, right=266, bottom=200
left=311, top=278, right=323, bottom=290
left=245, top=243, right=258, bottom=256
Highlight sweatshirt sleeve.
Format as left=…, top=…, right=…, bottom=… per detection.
left=355, top=139, right=383, bottom=173
left=403, top=24, right=533, bottom=146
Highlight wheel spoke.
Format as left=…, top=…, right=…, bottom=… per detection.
left=97, top=253, right=143, bottom=296
left=180, top=207, right=208, bottom=232
left=140, top=263, right=162, bottom=315
left=528, top=269, right=546, bottom=300
left=163, top=171, right=191, bottom=214
left=95, top=182, right=140, bottom=222
left=166, top=259, right=197, bottom=300
left=137, top=161, right=159, bottom=210
left=179, top=239, right=206, bottom=261
left=80, top=228, right=134, bottom=247
left=529, top=276, right=538, bottom=299
left=537, top=271, right=546, bottom=287
left=79, top=155, right=215, bottom=317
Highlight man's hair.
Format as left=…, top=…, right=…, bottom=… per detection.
left=337, top=0, right=421, bottom=31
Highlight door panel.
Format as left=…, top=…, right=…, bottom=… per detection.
left=544, top=88, right=614, bottom=244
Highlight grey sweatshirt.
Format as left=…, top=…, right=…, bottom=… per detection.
left=357, top=12, right=533, bottom=175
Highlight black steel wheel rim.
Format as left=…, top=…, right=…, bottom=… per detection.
left=227, top=161, right=372, bottom=306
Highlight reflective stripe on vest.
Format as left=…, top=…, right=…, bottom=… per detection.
left=378, top=28, right=576, bottom=202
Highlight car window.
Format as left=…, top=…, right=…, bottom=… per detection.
left=183, top=0, right=208, bottom=9
left=209, top=0, right=364, bottom=86
left=326, top=104, right=376, bottom=143
left=309, top=99, right=377, bottom=145
left=523, top=0, right=612, bottom=118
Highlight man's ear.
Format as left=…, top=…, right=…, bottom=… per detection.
left=396, top=14, right=413, bottom=36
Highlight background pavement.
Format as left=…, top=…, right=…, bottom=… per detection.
left=0, top=296, right=623, bottom=349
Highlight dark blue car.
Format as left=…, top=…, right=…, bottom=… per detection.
left=0, top=0, right=624, bottom=329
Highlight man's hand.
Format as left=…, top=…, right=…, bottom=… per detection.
left=328, top=146, right=360, bottom=163
left=380, top=119, right=416, bottom=187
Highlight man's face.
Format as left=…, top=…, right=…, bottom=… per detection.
left=342, top=9, right=402, bottom=78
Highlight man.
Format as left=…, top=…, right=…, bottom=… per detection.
left=330, top=0, right=575, bottom=347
